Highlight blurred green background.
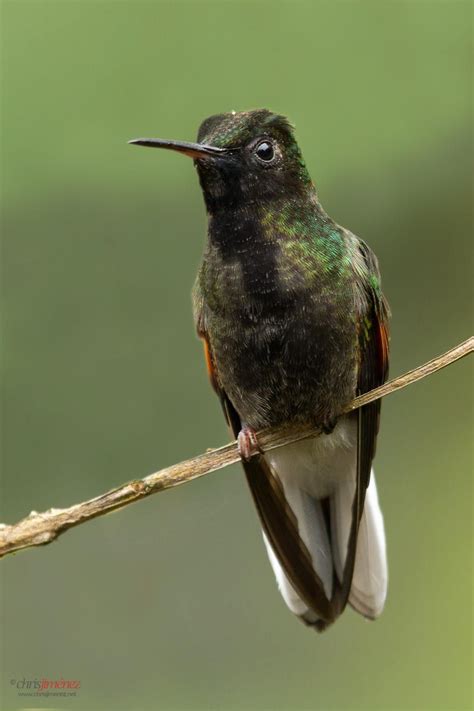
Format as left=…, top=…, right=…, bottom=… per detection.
left=1, top=1, right=472, bottom=710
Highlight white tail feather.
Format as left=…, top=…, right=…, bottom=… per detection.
left=330, top=469, right=357, bottom=583
left=262, top=531, right=309, bottom=616
left=278, top=477, right=333, bottom=599
left=348, top=473, right=388, bottom=618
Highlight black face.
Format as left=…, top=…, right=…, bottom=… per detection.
left=194, top=110, right=312, bottom=213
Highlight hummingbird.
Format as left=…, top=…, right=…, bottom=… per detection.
left=129, top=109, right=390, bottom=631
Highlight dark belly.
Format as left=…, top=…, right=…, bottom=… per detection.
left=208, top=300, right=358, bottom=429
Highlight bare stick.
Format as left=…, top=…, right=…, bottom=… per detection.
left=1, top=336, right=472, bottom=560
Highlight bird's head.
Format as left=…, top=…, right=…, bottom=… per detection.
left=129, top=109, right=314, bottom=213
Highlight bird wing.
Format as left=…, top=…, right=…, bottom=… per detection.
left=336, top=238, right=390, bottom=611
left=354, top=239, right=390, bottom=486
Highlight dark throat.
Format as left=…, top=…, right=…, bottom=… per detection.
left=207, top=200, right=283, bottom=313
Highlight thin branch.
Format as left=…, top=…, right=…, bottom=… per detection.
left=1, top=336, right=472, bottom=560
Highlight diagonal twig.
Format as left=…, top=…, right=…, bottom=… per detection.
left=0, top=336, right=472, bottom=560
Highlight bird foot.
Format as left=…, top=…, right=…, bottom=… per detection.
left=237, top=426, right=261, bottom=462
left=321, top=417, right=337, bottom=435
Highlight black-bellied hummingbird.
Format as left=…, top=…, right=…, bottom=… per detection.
left=129, top=109, right=390, bottom=631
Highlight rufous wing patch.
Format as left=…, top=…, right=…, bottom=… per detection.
left=201, top=334, right=219, bottom=393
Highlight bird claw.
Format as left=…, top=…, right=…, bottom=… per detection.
left=237, top=426, right=261, bottom=462
left=322, top=417, right=337, bottom=435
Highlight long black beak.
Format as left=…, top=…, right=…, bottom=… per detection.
left=128, top=137, right=229, bottom=160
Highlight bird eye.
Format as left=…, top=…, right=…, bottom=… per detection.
left=254, top=140, right=275, bottom=163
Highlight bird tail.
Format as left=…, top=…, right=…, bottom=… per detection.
left=261, top=421, right=388, bottom=627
